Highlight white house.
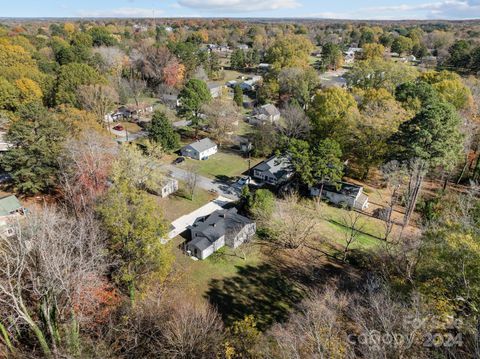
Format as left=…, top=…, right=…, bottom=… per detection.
left=181, top=138, right=218, bottom=160
left=186, top=208, right=256, bottom=260
left=310, top=182, right=369, bottom=210
left=250, top=104, right=281, bottom=125
left=251, top=155, right=293, bottom=185
left=208, top=83, right=226, bottom=98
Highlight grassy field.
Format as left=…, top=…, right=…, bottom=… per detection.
left=181, top=151, right=264, bottom=180
left=158, top=183, right=216, bottom=222
left=118, top=121, right=142, bottom=134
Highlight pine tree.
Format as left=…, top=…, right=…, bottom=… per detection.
left=148, top=110, right=180, bottom=152
left=234, top=84, right=243, bottom=107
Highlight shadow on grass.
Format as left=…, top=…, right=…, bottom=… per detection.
left=205, top=263, right=305, bottom=331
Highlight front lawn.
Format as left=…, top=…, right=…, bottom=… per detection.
left=158, top=183, right=216, bottom=222
left=182, top=150, right=264, bottom=180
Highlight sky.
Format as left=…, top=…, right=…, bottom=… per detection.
left=1, top=0, right=480, bottom=20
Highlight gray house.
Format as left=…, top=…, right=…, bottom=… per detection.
left=252, top=155, right=293, bottom=185
left=181, top=138, right=218, bottom=160
left=250, top=104, right=281, bottom=125
left=186, top=208, right=256, bottom=260
left=310, top=182, right=369, bottom=210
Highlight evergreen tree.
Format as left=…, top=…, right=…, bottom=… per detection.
left=234, top=84, right=243, bottom=107
left=148, top=110, right=180, bottom=152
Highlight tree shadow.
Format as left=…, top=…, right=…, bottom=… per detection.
left=205, top=263, right=305, bottom=331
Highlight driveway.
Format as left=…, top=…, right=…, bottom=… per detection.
left=115, top=131, right=148, bottom=143
left=162, top=164, right=241, bottom=200
left=165, top=196, right=233, bottom=240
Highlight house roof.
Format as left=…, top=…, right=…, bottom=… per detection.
left=252, top=155, right=292, bottom=181
left=0, top=195, right=22, bottom=216
left=256, top=104, right=280, bottom=117
left=188, top=208, right=253, bottom=249
left=183, top=138, right=217, bottom=153
left=321, top=182, right=363, bottom=199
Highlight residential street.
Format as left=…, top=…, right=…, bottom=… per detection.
left=161, top=164, right=241, bottom=200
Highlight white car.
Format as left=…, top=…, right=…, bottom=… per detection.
left=236, top=176, right=251, bottom=187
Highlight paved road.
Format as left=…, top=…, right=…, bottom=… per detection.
left=162, top=164, right=240, bottom=200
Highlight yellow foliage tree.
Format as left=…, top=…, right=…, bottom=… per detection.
left=15, top=78, right=43, bottom=104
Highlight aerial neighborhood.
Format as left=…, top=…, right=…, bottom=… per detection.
left=0, top=5, right=479, bottom=358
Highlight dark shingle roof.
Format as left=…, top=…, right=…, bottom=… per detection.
left=252, top=155, right=292, bottom=181
left=188, top=208, right=253, bottom=249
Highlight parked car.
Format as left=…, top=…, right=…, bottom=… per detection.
left=172, top=156, right=185, bottom=165
left=113, top=125, right=124, bottom=131
left=236, top=176, right=251, bottom=187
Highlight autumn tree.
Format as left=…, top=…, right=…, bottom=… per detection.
left=77, top=84, right=119, bottom=126
left=97, top=148, right=172, bottom=300
left=266, top=35, right=314, bottom=70
left=278, top=67, right=318, bottom=109
left=308, top=87, right=358, bottom=147
left=202, top=98, right=241, bottom=146
left=55, top=63, right=104, bottom=107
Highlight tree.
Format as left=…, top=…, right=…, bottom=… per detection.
left=59, top=130, right=116, bottom=215
left=361, top=43, right=385, bottom=60
left=88, top=27, right=117, bottom=47
left=246, top=189, right=275, bottom=222
left=251, top=122, right=278, bottom=157
left=447, top=40, right=471, bottom=70
left=77, top=84, right=118, bottom=126
left=389, top=100, right=464, bottom=226
left=279, top=103, right=311, bottom=140
left=97, top=176, right=172, bottom=301
left=178, top=79, right=212, bottom=129
left=234, top=84, right=243, bottom=107
left=320, top=43, right=344, bottom=71
left=55, top=63, right=104, bottom=107
left=1, top=103, right=67, bottom=194
left=178, top=79, right=212, bottom=131
left=0, top=208, right=108, bottom=358
left=202, top=99, right=241, bottom=146
left=340, top=210, right=366, bottom=261
left=278, top=67, right=319, bottom=109
left=185, top=164, right=199, bottom=201
left=345, top=58, right=419, bottom=93
left=266, top=35, right=314, bottom=70
left=391, top=35, right=413, bottom=55
left=287, top=138, right=343, bottom=197
left=308, top=87, right=358, bottom=146
left=148, top=110, right=179, bottom=152
left=230, top=48, right=246, bottom=70
left=123, top=73, right=146, bottom=108
left=269, top=192, right=317, bottom=250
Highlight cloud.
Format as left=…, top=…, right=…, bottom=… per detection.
left=177, top=0, right=301, bottom=13
left=309, top=1, right=480, bottom=20
left=76, top=7, right=164, bottom=18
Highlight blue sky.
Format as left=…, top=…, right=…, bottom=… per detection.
left=2, top=0, right=480, bottom=19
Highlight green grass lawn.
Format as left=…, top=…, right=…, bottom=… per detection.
left=182, top=151, right=264, bottom=180
left=118, top=121, right=142, bottom=134
left=158, top=183, right=216, bottom=222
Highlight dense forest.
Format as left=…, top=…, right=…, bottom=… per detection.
left=0, top=18, right=479, bottom=358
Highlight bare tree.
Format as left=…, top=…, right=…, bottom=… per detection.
left=270, top=193, right=316, bottom=250
left=402, top=158, right=428, bottom=231
left=114, top=291, right=224, bottom=358
left=380, top=161, right=408, bottom=241
left=122, top=75, right=147, bottom=108
left=267, top=286, right=352, bottom=359
left=279, top=103, right=311, bottom=140
left=77, top=84, right=119, bottom=127
left=185, top=164, right=199, bottom=201
left=0, top=208, right=107, bottom=358
left=340, top=210, right=366, bottom=262
left=202, top=99, right=241, bottom=147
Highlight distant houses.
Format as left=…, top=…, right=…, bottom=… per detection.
left=251, top=155, right=293, bottom=185
left=249, top=104, right=281, bottom=125
left=105, top=103, right=154, bottom=122
left=344, top=47, right=362, bottom=64
left=310, top=182, right=369, bottom=210
left=186, top=207, right=256, bottom=260
left=181, top=138, right=218, bottom=160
